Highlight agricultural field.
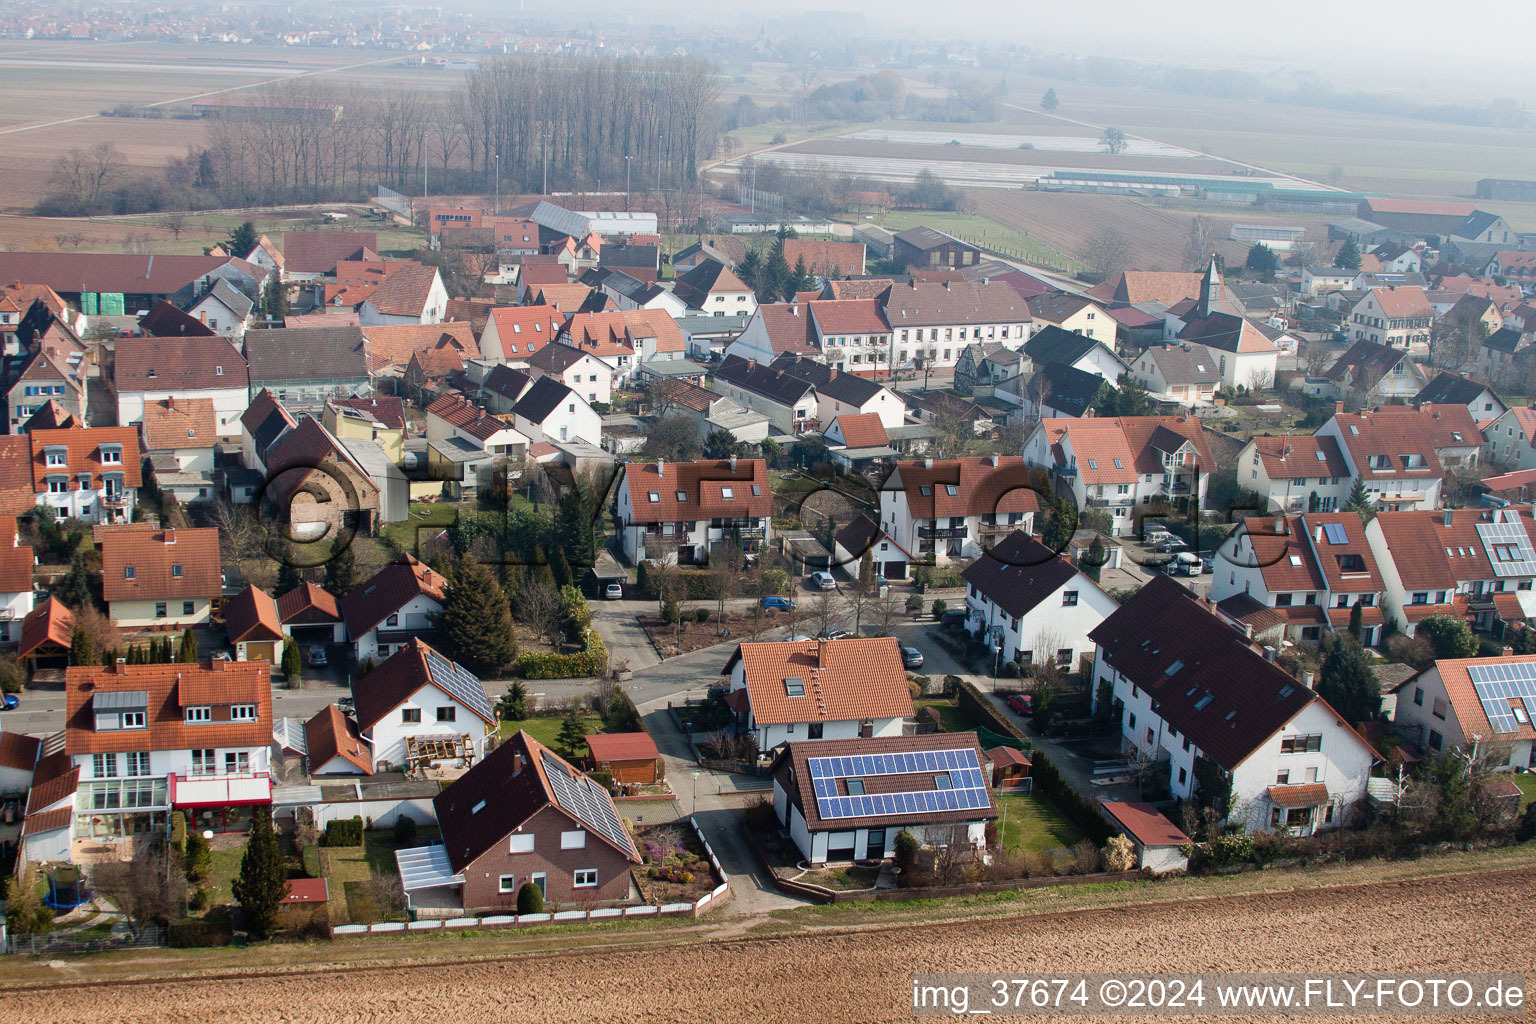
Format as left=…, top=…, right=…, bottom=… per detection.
left=12, top=864, right=1533, bottom=1023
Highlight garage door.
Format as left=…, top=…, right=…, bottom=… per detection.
left=245, top=641, right=276, bottom=662
left=882, top=560, right=908, bottom=580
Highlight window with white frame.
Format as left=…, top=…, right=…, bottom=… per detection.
left=499, top=874, right=517, bottom=893
left=185, top=705, right=211, bottom=724
left=508, top=833, right=535, bottom=854
left=231, top=704, right=256, bottom=722
left=224, top=751, right=249, bottom=774
left=560, top=829, right=587, bottom=850
left=93, top=753, right=119, bottom=778
left=573, top=869, right=598, bottom=887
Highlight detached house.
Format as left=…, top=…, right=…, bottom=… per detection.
left=7, top=349, right=87, bottom=434
left=101, top=527, right=220, bottom=628
left=185, top=279, right=254, bottom=341
left=1414, top=372, right=1506, bottom=428
left=1323, top=340, right=1428, bottom=405
left=140, top=397, right=216, bottom=505
left=1484, top=407, right=1536, bottom=470
left=111, top=336, right=249, bottom=440
left=1392, top=656, right=1536, bottom=769
left=29, top=425, right=141, bottom=524
left=671, top=259, right=757, bottom=318
left=425, top=393, right=528, bottom=459
left=1026, top=294, right=1110, bottom=342
left=1348, top=286, right=1433, bottom=355
left=431, top=730, right=641, bottom=911
left=358, top=265, right=448, bottom=327
left=525, top=341, right=614, bottom=406
left=63, top=659, right=276, bottom=842
left=771, top=732, right=997, bottom=865
left=615, top=457, right=772, bottom=565
left=713, top=354, right=819, bottom=433
left=1091, top=576, right=1377, bottom=835
left=510, top=376, right=601, bottom=447
left=353, top=638, right=494, bottom=773
left=1024, top=415, right=1214, bottom=536
left=961, top=531, right=1118, bottom=672
left=1131, top=344, right=1222, bottom=406
left=477, top=306, right=564, bottom=366
left=723, top=637, right=915, bottom=752
left=878, top=455, right=1039, bottom=564
left=340, top=555, right=449, bottom=662
left=1022, top=324, right=1131, bottom=380
left=724, top=303, right=819, bottom=365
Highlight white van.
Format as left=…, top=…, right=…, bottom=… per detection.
left=1173, top=551, right=1203, bottom=575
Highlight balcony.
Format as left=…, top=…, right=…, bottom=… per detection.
left=978, top=520, right=1025, bottom=534
left=918, top=525, right=968, bottom=540
left=1086, top=497, right=1134, bottom=508
left=102, top=493, right=130, bottom=507
left=168, top=772, right=273, bottom=809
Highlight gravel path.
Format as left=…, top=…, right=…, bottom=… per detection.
left=13, top=866, right=1534, bottom=1024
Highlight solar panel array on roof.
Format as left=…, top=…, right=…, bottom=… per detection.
left=808, top=749, right=988, bottom=820
left=423, top=648, right=493, bottom=723
left=1476, top=522, right=1536, bottom=578
left=540, top=750, right=631, bottom=851
left=1466, top=662, right=1536, bottom=734
left=1322, top=523, right=1349, bottom=545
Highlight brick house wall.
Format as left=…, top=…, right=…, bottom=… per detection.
left=460, top=804, right=636, bottom=911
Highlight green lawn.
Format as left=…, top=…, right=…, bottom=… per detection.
left=915, top=699, right=968, bottom=734
left=996, top=794, right=1085, bottom=855
left=201, top=848, right=245, bottom=908
left=500, top=714, right=602, bottom=756
left=1515, top=773, right=1536, bottom=811
left=323, top=829, right=436, bottom=925
left=378, top=502, right=463, bottom=554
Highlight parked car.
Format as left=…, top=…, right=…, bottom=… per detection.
left=901, top=647, right=924, bottom=669
left=762, top=595, right=796, bottom=611
left=1006, top=693, right=1033, bottom=716
left=818, top=627, right=853, bottom=641
left=1201, top=555, right=1215, bottom=574
left=810, top=571, right=837, bottom=590
left=939, top=608, right=968, bottom=631
left=309, top=645, right=328, bottom=668
left=604, top=581, right=624, bottom=599
left=1173, top=552, right=1203, bottom=576
left=2, top=692, right=17, bottom=710
left=337, top=696, right=355, bottom=713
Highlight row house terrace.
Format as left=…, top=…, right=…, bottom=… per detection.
left=1211, top=513, right=1387, bottom=647
left=1090, top=576, right=1377, bottom=837
left=1315, top=405, right=1481, bottom=512
left=878, top=455, right=1038, bottom=564
left=614, top=457, right=772, bottom=566
left=1237, top=434, right=1351, bottom=514
left=1023, top=415, right=1214, bottom=537
left=62, top=659, right=275, bottom=847
left=881, top=280, right=1033, bottom=370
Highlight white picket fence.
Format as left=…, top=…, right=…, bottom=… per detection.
left=332, top=816, right=729, bottom=938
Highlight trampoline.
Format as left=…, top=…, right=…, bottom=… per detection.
left=43, top=866, right=90, bottom=910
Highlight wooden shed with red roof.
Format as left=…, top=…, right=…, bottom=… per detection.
left=584, top=732, right=660, bottom=785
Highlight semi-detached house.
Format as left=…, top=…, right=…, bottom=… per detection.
left=806, top=298, right=892, bottom=376
left=1315, top=407, right=1478, bottom=512
left=878, top=455, right=1039, bottom=565
left=615, top=456, right=771, bottom=565
left=882, top=280, right=1032, bottom=370
left=100, top=527, right=221, bottom=629
left=1392, top=655, right=1536, bottom=769
left=1236, top=434, right=1351, bottom=514
left=1091, top=576, right=1377, bottom=836
left=110, top=336, right=249, bottom=441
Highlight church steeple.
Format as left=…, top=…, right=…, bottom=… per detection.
left=1199, top=256, right=1222, bottom=318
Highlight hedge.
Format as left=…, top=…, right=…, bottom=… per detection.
left=169, top=919, right=233, bottom=948
left=302, top=845, right=322, bottom=878
left=636, top=561, right=718, bottom=600
left=170, top=810, right=187, bottom=851
left=322, top=816, right=364, bottom=847
left=519, top=630, right=610, bottom=679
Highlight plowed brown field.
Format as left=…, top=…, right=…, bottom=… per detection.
left=11, top=866, right=1534, bottom=1024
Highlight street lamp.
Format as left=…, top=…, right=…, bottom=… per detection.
left=691, top=770, right=701, bottom=816
left=493, top=153, right=500, bottom=215
left=624, top=154, right=632, bottom=209
left=989, top=624, right=1005, bottom=692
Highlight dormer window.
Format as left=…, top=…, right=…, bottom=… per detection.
left=231, top=704, right=256, bottom=722
left=184, top=706, right=211, bottom=724
left=215, top=366, right=224, bottom=376
left=172, top=564, right=183, bottom=578
left=44, top=448, right=66, bottom=468
left=124, top=566, right=136, bottom=579
left=100, top=447, right=121, bottom=465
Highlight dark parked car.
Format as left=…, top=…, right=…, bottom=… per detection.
left=939, top=608, right=968, bottom=632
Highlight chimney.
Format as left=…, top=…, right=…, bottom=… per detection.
left=513, top=752, right=524, bottom=776
left=1314, top=524, right=1323, bottom=543
left=747, top=358, right=756, bottom=371
left=1272, top=517, right=1284, bottom=535
left=924, top=457, right=934, bottom=469
left=988, top=454, right=999, bottom=467
left=1302, top=670, right=1315, bottom=689
left=1443, top=507, right=1453, bottom=527
left=1335, top=401, right=1344, bottom=414
left=655, top=458, right=664, bottom=476
left=166, top=395, right=175, bottom=410
left=1263, top=645, right=1276, bottom=662
left=729, top=454, right=738, bottom=471
left=115, top=657, right=126, bottom=671
left=164, top=529, right=176, bottom=545
left=817, top=638, right=828, bottom=665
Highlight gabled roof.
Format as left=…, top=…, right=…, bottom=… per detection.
left=825, top=278, right=897, bottom=302
left=584, top=732, right=659, bottom=763
left=28, top=425, right=143, bottom=492
left=769, top=352, right=888, bottom=407
left=263, top=416, right=378, bottom=506
left=362, top=265, right=442, bottom=318
left=195, top=278, right=254, bottom=321
left=526, top=340, right=599, bottom=375
left=782, top=238, right=866, bottom=276
left=1029, top=362, right=1107, bottom=418
left=1022, top=324, right=1111, bottom=368
left=1325, top=339, right=1408, bottom=390
left=141, top=397, right=216, bottom=451
left=1251, top=434, right=1349, bottom=480
left=1300, top=511, right=1384, bottom=594
left=624, top=457, right=771, bottom=522
left=282, top=231, right=379, bottom=276
left=831, top=413, right=889, bottom=449
left=511, top=375, right=579, bottom=426
left=140, top=300, right=216, bottom=338
left=960, top=531, right=1088, bottom=618
left=715, top=354, right=816, bottom=407
left=1086, top=270, right=1206, bottom=307
left=1177, top=313, right=1279, bottom=354
left=340, top=555, right=448, bottom=638
left=241, top=390, right=296, bottom=457
left=435, top=729, right=641, bottom=873
left=894, top=226, right=968, bottom=251
left=426, top=393, right=511, bottom=442
left=328, top=396, right=406, bottom=432
left=1397, top=656, right=1536, bottom=744
left=649, top=376, right=721, bottom=413
left=1414, top=372, right=1496, bottom=408
left=1372, top=509, right=1491, bottom=589
left=1099, top=801, right=1191, bottom=847
left=18, top=596, right=71, bottom=659
left=276, top=581, right=341, bottom=624
left=406, top=340, right=465, bottom=380
left=1045, top=415, right=1214, bottom=484
left=1361, top=285, right=1431, bottom=318
left=725, top=637, right=914, bottom=726
left=354, top=637, right=493, bottom=733
left=225, top=584, right=283, bottom=644
left=100, top=527, right=220, bottom=603
left=65, top=661, right=272, bottom=756
left=882, top=280, right=1029, bottom=328
left=1483, top=327, right=1525, bottom=355
left=0, top=438, right=35, bottom=515
left=1141, top=343, right=1223, bottom=387
left=304, top=704, right=372, bottom=774
left=481, top=365, right=533, bottom=403
left=1327, top=409, right=1447, bottom=481
left=1089, top=576, right=1341, bottom=771
left=21, top=399, right=80, bottom=434
left=0, top=731, right=41, bottom=773
left=884, top=455, right=1039, bottom=519
left=808, top=297, right=889, bottom=336
left=672, top=258, right=749, bottom=309
left=112, top=336, right=247, bottom=393
left=361, top=322, right=476, bottom=372
left=483, top=306, right=564, bottom=359
left=747, top=302, right=818, bottom=357
left=1241, top=516, right=1327, bottom=592
left=0, top=253, right=253, bottom=297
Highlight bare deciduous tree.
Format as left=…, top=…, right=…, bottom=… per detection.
left=1182, top=215, right=1221, bottom=271
left=811, top=589, right=840, bottom=637
left=1083, top=228, right=1132, bottom=278
left=93, top=842, right=185, bottom=936
left=48, top=143, right=123, bottom=212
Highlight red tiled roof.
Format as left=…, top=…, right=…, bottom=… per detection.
left=18, top=597, right=72, bottom=658
left=276, top=581, right=341, bottom=624
left=425, top=393, right=508, bottom=443
left=584, top=732, right=659, bottom=763
left=361, top=322, right=476, bottom=371
left=0, top=520, right=32, bottom=593
left=328, top=397, right=406, bottom=432
left=782, top=239, right=866, bottom=277
left=0, top=731, right=41, bottom=772
left=724, top=637, right=914, bottom=727
left=891, top=455, right=1040, bottom=518
left=225, top=584, right=283, bottom=644
left=1373, top=509, right=1489, bottom=589
left=1086, top=271, right=1205, bottom=307
left=112, top=336, right=247, bottom=394
left=141, top=397, right=215, bottom=451
left=362, top=265, right=441, bottom=318
left=100, top=528, right=220, bottom=603
left=1367, top=285, right=1431, bottom=319
left=30, top=426, right=143, bottom=493
left=22, top=806, right=72, bottom=837
left=1252, top=434, right=1350, bottom=480
left=484, top=306, right=564, bottom=359
left=1362, top=198, right=1476, bottom=218
left=340, top=556, right=448, bottom=638
left=1099, top=800, right=1191, bottom=846
left=282, top=231, right=379, bottom=276
left=25, top=752, right=78, bottom=815
left=0, top=436, right=34, bottom=515
left=64, top=660, right=272, bottom=756
left=1328, top=409, right=1444, bottom=483
left=1299, top=512, right=1384, bottom=593
left=832, top=413, right=888, bottom=449
left=304, top=704, right=372, bottom=774
left=624, top=458, right=771, bottom=522
left=809, top=297, right=889, bottom=336
left=1242, top=516, right=1327, bottom=592
left=749, top=303, right=818, bottom=357
left=1269, top=783, right=1331, bottom=808
left=987, top=745, right=1031, bottom=768
left=1425, top=656, right=1536, bottom=744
